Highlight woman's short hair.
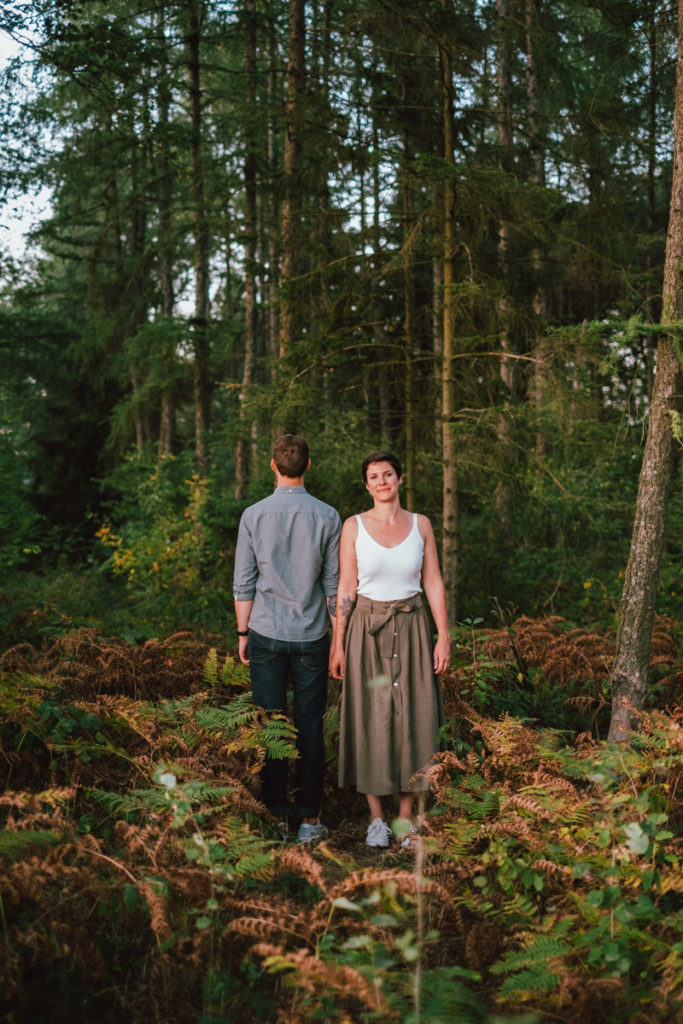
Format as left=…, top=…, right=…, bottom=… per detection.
left=273, top=434, right=309, bottom=477
left=361, top=450, right=402, bottom=483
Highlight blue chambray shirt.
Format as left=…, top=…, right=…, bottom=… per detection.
left=233, top=485, right=341, bottom=641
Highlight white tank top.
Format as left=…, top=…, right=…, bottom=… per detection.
left=355, top=513, right=424, bottom=601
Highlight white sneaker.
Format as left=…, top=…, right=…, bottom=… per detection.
left=366, top=817, right=392, bottom=848
left=400, top=824, right=418, bottom=850
left=297, top=820, right=328, bottom=844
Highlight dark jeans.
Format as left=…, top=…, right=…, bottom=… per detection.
left=248, top=630, right=329, bottom=819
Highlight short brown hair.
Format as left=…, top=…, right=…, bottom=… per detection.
left=361, top=450, right=402, bottom=483
left=273, top=434, right=309, bottom=477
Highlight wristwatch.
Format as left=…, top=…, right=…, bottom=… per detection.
left=237, top=630, right=249, bottom=636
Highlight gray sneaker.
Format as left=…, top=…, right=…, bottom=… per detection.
left=297, top=820, right=328, bottom=844
left=366, top=817, right=392, bottom=848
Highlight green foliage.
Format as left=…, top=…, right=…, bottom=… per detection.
left=0, top=417, right=42, bottom=576
left=0, top=633, right=681, bottom=1022
left=0, top=829, right=61, bottom=860
left=94, top=448, right=236, bottom=633
left=196, top=692, right=299, bottom=763
left=434, top=713, right=683, bottom=1020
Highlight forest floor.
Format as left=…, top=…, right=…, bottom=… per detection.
left=0, top=616, right=681, bottom=1024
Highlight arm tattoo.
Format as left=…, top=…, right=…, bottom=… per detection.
left=327, top=595, right=337, bottom=617
left=339, top=596, right=355, bottom=627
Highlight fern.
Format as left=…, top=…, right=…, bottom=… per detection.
left=405, top=965, right=487, bottom=1023
left=491, top=936, right=569, bottom=974
left=498, top=964, right=559, bottom=996
left=196, top=692, right=257, bottom=730
left=196, top=695, right=298, bottom=761
left=90, top=782, right=237, bottom=817
left=0, top=829, right=61, bottom=860
left=203, top=648, right=250, bottom=689
left=489, top=934, right=570, bottom=998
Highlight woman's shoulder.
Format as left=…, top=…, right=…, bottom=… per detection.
left=341, top=514, right=361, bottom=536
left=416, top=512, right=434, bottom=540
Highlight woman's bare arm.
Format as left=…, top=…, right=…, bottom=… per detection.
left=329, top=517, right=359, bottom=679
left=419, top=515, right=451, bottom=675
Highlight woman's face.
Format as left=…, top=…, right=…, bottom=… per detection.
left=365, top=461, right=401, bottom=499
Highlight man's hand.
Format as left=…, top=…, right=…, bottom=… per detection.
left=329, top=646, right=344, bottom=679
left=238, top=635, right=250, bottom=665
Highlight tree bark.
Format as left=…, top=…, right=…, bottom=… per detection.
left=186, top=0, right=211, bottom=473
left=439, top=31, right=458, bottom=624
left=608, top=0, right=683, bottom=742
left=278, top=0, right=305, bottom=362
left=235, top=0, right=258, bottom=500
left=525, top=0, right=550, bottom=456
left=157, top=4, right=175, bottom=458
left=494, top=0, right=517, bottom=546
left=402, top=78, right=416, bottom=512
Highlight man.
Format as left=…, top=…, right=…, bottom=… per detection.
left=233, top=434, right=341, bottom=843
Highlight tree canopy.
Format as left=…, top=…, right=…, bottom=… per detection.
left=0, top=0, right=680, bottom=648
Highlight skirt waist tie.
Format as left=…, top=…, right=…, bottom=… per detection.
left=357, top=595, right=421, bottom=659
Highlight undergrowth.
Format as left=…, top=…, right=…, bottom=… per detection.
left=0, top=619, right=681, bottom=1023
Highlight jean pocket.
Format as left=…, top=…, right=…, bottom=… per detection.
left=299, top=643, right=329, bottom=672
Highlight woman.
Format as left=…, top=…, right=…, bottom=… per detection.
left=330, top=451, right=450, bottom=848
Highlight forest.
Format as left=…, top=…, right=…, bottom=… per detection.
left=0, top=0, right=682, bottom=1022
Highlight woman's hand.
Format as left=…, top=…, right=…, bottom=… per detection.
left=433, top=633, right=451, bottom=675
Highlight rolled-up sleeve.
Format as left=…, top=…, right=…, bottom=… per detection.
left=233, top=514, right=258, bottom=600
left=321, top=514, right=341, bottom=597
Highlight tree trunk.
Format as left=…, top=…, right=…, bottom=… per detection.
left=157, top=4, right=175, bottom=458
left=372, top=114, right=391, bottom=443
left=439, top=32, right=458, bottom=624
left=644, top=15, right=661, bottom=401
left=235, top=0, right=258, bottom=500
left=494, top=0, right=517, bottom=546
left=278, top=0, right=305, bottom=362
left=608, top=0, right=683, bottom=742
left=402, top=78, right=416, bottom=512
left=265, top=0, right=280, bottom=384
left=525, top=0, right=550, bottom=456
left=186, top=0, right=211, bottom=473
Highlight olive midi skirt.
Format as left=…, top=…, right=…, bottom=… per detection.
left=338, top=594, right=444, bottom=796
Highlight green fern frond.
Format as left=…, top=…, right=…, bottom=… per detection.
left=235, top=850, right=275, bottom=879
left=406, top=964, right=486, bottom=1023
left=203, top=649, right=251, bottom=690
left=0, top=829, right=61, bottom=860
left=203, top=647, right=219, bottom=686
left=490, top=936, right=569, bottom=975
left=90, top=781, right=236, bottom=817
left=498, top=964, right=558, bottom=996
left=196, top=692, right=256, bottom=730
left=198, top=696, right=298, bottom=761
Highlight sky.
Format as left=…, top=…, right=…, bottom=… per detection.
left=1, top=26, right=50, bottom=262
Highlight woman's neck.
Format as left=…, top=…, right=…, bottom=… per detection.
left=369, top=499, right=404, bottom=523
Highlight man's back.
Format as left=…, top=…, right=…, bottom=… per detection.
left=233, top=485, right=340, bottom=641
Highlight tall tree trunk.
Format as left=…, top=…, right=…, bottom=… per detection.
left=186, top=0, right=211, bottom=472
left=525, top=0, right=550, bottom=456
left=235, top=0, right=258, bottom=500
left=402, top=78, right=416, bottom=511
left=265, top=0, right=280, bottom=384
left=157, top=4, right=175, bottom=458
left=372, top=114, right=391, bottom=443
left=608, top=0, right=683, bottom=742
left=644, top=15, right=661, bottom=400
left=278, top=0, right=305, bottom=363
left=495, top=0, right=516, bottom=546
left=439, top=31, right=458, bottom=624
